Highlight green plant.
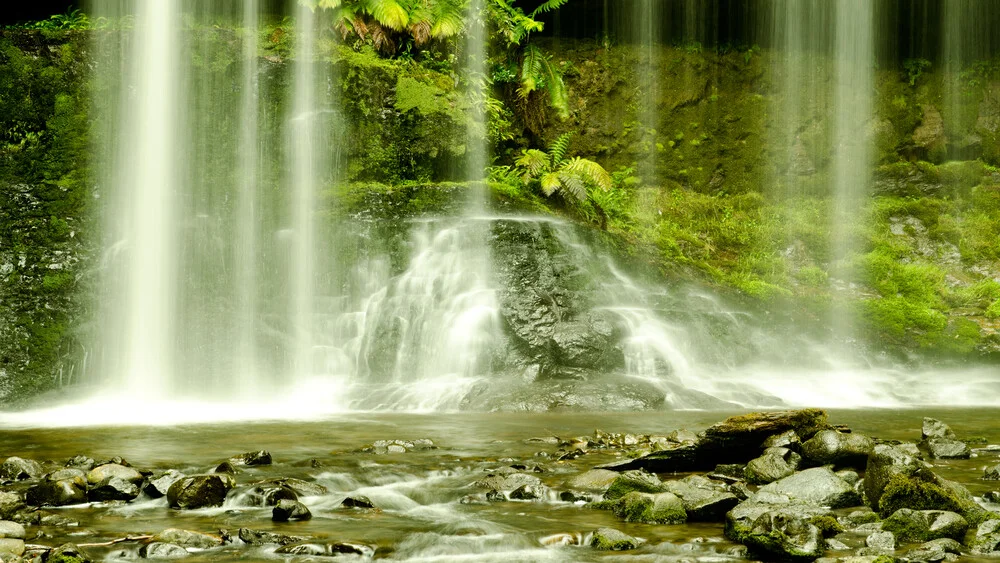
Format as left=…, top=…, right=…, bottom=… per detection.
left=306, top=0, right=465, bottom=54
left=514, top=133, right=611, bottom=202
left=902, top=58, right=931, bottom=86
left=8, top=9, right=90, bottom=30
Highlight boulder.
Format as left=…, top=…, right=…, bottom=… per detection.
left=144, top=470, right=185, bottom=498
left=213, top=461, right=239, bottom=475
left=725, top=500, right=832, bottom=543
left=86, top=464, right=143, bottom=487
left=228, top=451, right=271, bottom=466
left=905, top=538, right=963, bottom=562
left=237, top=528, right=309, bottom=546
left=138, top=543, right=188, bottom=559
left=986, top=465, right=1000, bottom=481
left=970, top=518, right=1000, bottom=554
left=26, top=474, right=87, bottom=507
left=166, top=475, right=234, bottom=509
left=341, top=495, right=375, bottom=509
left=745, top=447, right=800, bottom=485
left=564, top=469, right=619, bottom=491
left=260, top=478, right=327, bottom=498
left=0, top=457, right=42, bottom=482
left=150, top=529, right=222, bottom=549
left=590, top=528, right=641, bottom=551
left=882, top=509, right=968, bottom=542
left=241, top=483, right=297, bottom=507
left=473, top=471, right=541, bottom=492
left=275, top=542, right=375, bottom=558
left=272, top=499, right=312, bottom=522
left=603, top=470, right=666, bottom=500
left=737, top=510, right=824, bottom=561
left=0, top=493, right=24, bottom=520
left=45, top=543, right=92, bottom=563
left=763, top=430, right=801, bottom=451
left=755, top=467, right=861, bottom=509
left=0, top=521, right=25, bottom=558
left=800, top=430, right=874, bottom=468
left=594, top=491, right=687, bottom=524
left=663, top=476, right=739, bottom=521
left=922, top=418, right=957, bottom=440
left=64, top=456, right=94, bottom=471
left=864, top=530, right=895, bottom=553
left=88, top=476, right=140, bottom=502
left=509, top=484, right=545, bottom=500
left=923, top=438, right=971, bottom=459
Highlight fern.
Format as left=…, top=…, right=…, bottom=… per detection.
left=557, top=170, right=587, bottom=201
left=529, top=0, right=570, bottom=17
left=540, top=172, right=562, bottom=197
left=515, top=149, right=550, bottom=178
left=518, top=44, right=544, bottom=99
left=548, top=133, right=572, bottom=166
left=564, top=157, right=612, bottom=191
left=367, top=0, right=409, bottom=30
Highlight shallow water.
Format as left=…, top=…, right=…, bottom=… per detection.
left=3, top=409, right=1000, bottom=562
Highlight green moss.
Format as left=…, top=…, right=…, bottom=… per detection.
left=808, top=515, right=844, bottom=537
left=603, top=471, right=666, bottom=501
left=877, top=475, right=963, bottom=518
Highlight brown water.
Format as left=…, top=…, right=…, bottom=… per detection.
left=3, top=409, right=1000, bottom=562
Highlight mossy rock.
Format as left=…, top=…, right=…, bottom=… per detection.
left=590, top=527, right=641, bottom=551
left=593, top=491, right=687, bottom=524
left=878, top=474, right=963, bottom=518
left=603, top=470, right=667, bottom=500
left=808, top=515, right=845, bottom=537
left=882, top=508, right=968, bottom=542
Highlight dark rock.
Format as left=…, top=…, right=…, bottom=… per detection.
left=341, top=495, right=375, bottom=509
left=755, top=467, right=860, bottom=509
left=986, top=465, right=1000, bottom=481
left=604, top=470, right=666, bottom=500
left=241, top=483, right=297, bottom=507
left=272, top=499, right=312, bottom=522
left=257, top=478, right=328, bottom=498
left=237, top=528, right=309, bottom=546
left=509, top=484, right=545, bottom=500
left=86, top=464, right=143, bottom=487
left=228, top=451, right=271, bottom=466
left=166, top=475, right=234, bottom=509
left=144, top=470, right=185, bottom=499
left=800, top=430, right=874, bottom=468
left=745, top=447, right=800, bottom=485
left=663, top=476, right=739, bottom=521
left=922, top=418, right=957, bottom=440
left=150, top=529, right=221, bottom=549
left=274, top=542, right=375, bottom=558
left=763, top=430, right=801, bottom=451
left=559, top=491, right=592, bottom=503
left=88, top=476, right=140, bottom=502
left=985, top=491, right=1000, bottom=503
left=213, top=461, right=239, bottom=475
left=970, top=518, right=1000, bottom=555
left=138, top=543, right=188, bottom=559
left=45, top=543, right=92, bottom=563
left=708, top=464, right=747, bottom=483
left=882, top=509, right=968, bottom=542
left=0, top=458, right=42, bottom=482
left=26, top=475, right=87, bottom=507
left=593, top=491, right=686, bottom=524
left=485, top=489, right=505, bottom=502
left=590, top=527, right=641, bottom=551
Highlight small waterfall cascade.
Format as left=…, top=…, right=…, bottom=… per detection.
left=942, top=0, right=994, bottom=157
left=631, top=0, right=661, bottom=186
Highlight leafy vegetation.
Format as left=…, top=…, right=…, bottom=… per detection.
left=5, top=9, right=90, bottom=31
left=304, top=0, right=465, bottom=54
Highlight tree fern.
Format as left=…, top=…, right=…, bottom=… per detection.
left=366, top=0, right=409, bottom=30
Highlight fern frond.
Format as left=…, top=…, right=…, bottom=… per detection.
left=519, top=44, right=544, bottom=99
left=564, top=157, right=612, bottom=191
left=316, top=0, right=343, bottom=8
left=430, top=10, right=463, bottom=37
left=556, top=170, right=587, bottom=201
left=529, top=0, right=569, bottom=17
left=540, top=172, right=562, bottom=196
left=540, top=57, right=569, bottom=120
left=366, top=0, right=409, bottom=30
left=515, top=149, right=550, bottom=178
left=548, top=133, right=572, bottom=166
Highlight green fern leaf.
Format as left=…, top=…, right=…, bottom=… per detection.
left=557, top=170, right=587, bottom=202
left=540, top=172, right=562, bottom=196
left=548, top=133, right=572, bottom=166
left=519, top=44, right=544, bottom=99
left=564, top=157, right=612, bottom=191
left=529, top=0, right=569, bottom=17
left=366, top=0, right=409, bottom=30
left=515, top=149, right=550, bottom=178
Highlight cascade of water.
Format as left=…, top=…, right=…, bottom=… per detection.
left=634, top=0, right=660, bottom=186
left=942, top=0, right=993, bottom=157
left=828, top=0, right=874, bottom=345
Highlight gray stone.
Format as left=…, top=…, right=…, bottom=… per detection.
left=922, top=418, right=957, bottom=440
left=0, top=458, right=42, bottom=482
left=763, top=430, right=801, bottom=450
left=166, top=475, right=234, bottom=509
left=150, top=529, right=221, bottom=549
left=86, top=464, right=143, bottom=487
left=865, top=530, right=895, bottom=552
left=228, top=451, right=271, bottom=466
left=509, top=484, right=545, bottom=500
left=745, top=447, right=799, bottom=484
left=725, top=500, right=832, bottom=543
left=88, top=477, right=140, bottom=502
left=970, top=518, right=1000, bottom=555
left=272, top=499, right=311, bottom=522
left=590, top=527, right=641, bottom=551
left=906, top=538, right=963, bottom=562
left=985, top=465, right=1000, bottom=481
left=596, top=491, right=687, bottom=524
left=923, top=438, right=971, bottom=460
left=863, top=444, right=927, bottom=511
left=236, top=528, right=308, bottom=546
left=882, top=509, right=968, bottom=542
left=755, top=467, right=860, bottom=508
left=473, top=471, right=541, bottom=492
left=0, top=538, right=24, bottom=558
left=800, top=430, right=874, bottom=469
left=603, top=470, right=666, bottom=500
left=144, top=470, right=184, bottom=499
left=0, top=522, right=24, bottom=540
left=0, top=494, right=24, bottom=521
left=564, top=469, right=619, bottom=491
left=45, top=543, right=92, bottom=563
left=274, top=542, right=375, bottom=558
left=663, top=476, right=739, bottom=521
left=138, top=543, right=188, bottom=559
left=261, top=478, right=327, bottom=498
left=741, top=510, right=824, bottom=561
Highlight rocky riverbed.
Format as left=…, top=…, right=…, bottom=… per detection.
left=1, top=410, right=1000, bottom=562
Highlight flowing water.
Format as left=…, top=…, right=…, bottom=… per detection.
left=2, top=410, right=1000, bottom=562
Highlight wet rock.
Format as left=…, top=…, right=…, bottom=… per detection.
left=840, top=509, right=880, bottom=528
left=272, top=499, right=312, bottom=522
left=728, top=482, right=753, bottom=501
left=86, top=464, right=143, bottom=488
left=986, top=465, right=1000, bottom=481
left=564, top=469, right=619, bottom=491
left=509, top=484, right=545, bottom=500
left=709, top=464, right=747, bottom=482
left=473, top=471, right=541, bottom=492
left=228, top=451, right=271, bottom=466
left=906, top=538, right=963, bottom=562
left=237, top=528, right=309, bottom=546
left=922, top=418, right=957, bottom=440
left=590, top=527, right=641, bottom=551
left=663, top=476, right=739, bottom=521
left=150, top=529, right=222, bottom=549
left=559, top=491, right=592, bottom=503
left=485, top=489, right=505, bottom=502
left=341, top=495, right=375, bottom=509
left=0, top=458, right=42, bottom=482
left=736, top=510, right=824, bottom=561
left=603, top=470, right=666, bottom=500
left=0, top=493, right=24, bottom=521
left=864, top=530, right=895, bottom=553
left=825, top=538, right=851, bottom=551
left=241, top=483, right=298, bottom=507
left=45, top=543, right=92, bottom=563
left=144, top=470, right=185, bottom=499
left=88, top=476, right=140, bottom=502
left=64, top=456, right=94, bottom=471
left=754, top=467, right=860, bottom=509
left=138, top=543, right=188, bottom=559
left=0, top=521, right=25, bottom=558
left=213, top=461, right=239, bottom=475
left=763, top=430, right=801, bottom=451
left=863, top=444, right=933, bottom=513
left=26, top=473, right=87, bottom=507
left=594, top=491, right=687, bottom=524
left=166, top=474, right=234, bottom=509
left=725, top=500, right=832, bottom=543
left=882, top=509, right=968, bottom=542
left=836, top=470, right=860, bottom=486
left=800, top=430, right=874, bottom=469
left=923, top=438, right=971, bottom=459
left=745, top=447, right=800, bottom=485
left=275, top=542, right=375, bottom=558
left=970, top=518, right=1000, bottom=554
left=985, top=491, right=1000, bottom=503
left=361, top=439, right=435, bottom=454
left=270, top=478, right=328, bottom=498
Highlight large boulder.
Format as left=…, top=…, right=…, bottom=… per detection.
left=882, top=509, right=969, bottom=542
left=0, top=457, right=42, bottom=482
left=754, top=467, right=861, bottom=509
left=729, top=508, right=824, bottom=561
left=167, top=475, right=235, bottom=509
left=745, top=447, right=800, bottom=484
left=662, top=476, right=739, bottom=521
left=272, top=499, right=312, bottom=522
left=800, top=430, right=874, bottom=468
left=923, top=438, right=971, bottom=460
left=922, top=418, right=956, bottom=440
left=593, top=491, right=687, bottom=524
left=86, top=464, right=143, bottom=487
left=26, top=471, right=87, bottom=507
left=970, top=519, right=1000, bottom=555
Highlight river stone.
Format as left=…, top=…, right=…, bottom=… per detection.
left=237, top=528, right=309, bottom=546
left=213, top=461, right=239, bottom=475
left=64, top=456, right=94, bottom=471
left=0, top=522, right=24, bottom=541
left=591, top=527, right=641, bottom=551
left=0, top=457, right=42, bottom=482
left=144, top=470, right=185, bottom=498
left=763, top=430, right=801, bottom=451
left=0, top=493, right=24, bottom=520
left=0, top=538, right=24, bottom=558
left=863, top=444, right=928, bottom=511
left=26, top=476, right=87, bottom=507
left=565, top=469, right=619, bottom=491
left=86, top=463, right=143, bottom=487
left=986, top=465, right=1000, bottom=480
left=342, top=495, right=375, bottom=509
left=604, top=470, right=666, bottom=500
left=865, top=530, right=895, bottom=552
left=272, top=499, right=312, bottom=522
left=242, top=483, right=297, bottom=507
left=922, top=418, right=957, bottom=440
left=800, top=430, right=874, bottom=468
left=906, top=538, right=963, bottom=562
left=151, top=529, right=222, bottom=549
left=725, top=500, right=832, bottom=542
left=88, top=476, right=140, bottom=502
left=698, top=409, right=829, bottom=462
left=970, top=519, right=1000, bottom=554
left=755, top=467, right=860, bottom=509
left=597, top=491, right=687, bottom=524
left=167, top=474, right=234, bottom=509
left=510, top=484, right=545, bottom=500
left=261, top=478, right=327, bottom=498
left=473, top=471, right=541, bottom=492
left=138, top=543, right=188, bottom=559
left=740, top=510, right=824, bottom=561
left=663, top=476, right=739, bottom=521
left=745, top=447, right=800, bottom=484
left=275, top=542, right=375, bottom=558
left=228, top=451, right=271, bottom=466
left=46, top=543, right=92, bottom=563
left=882, top=509, right=968, bottom=542
left=923, top=438, right=971, bottom=459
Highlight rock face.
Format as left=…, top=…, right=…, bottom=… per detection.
left=167, top=475, right=235, bottom=509
left=882, top=509, right=969, bottom=542
left=799, top=430, right=874, bottom=468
